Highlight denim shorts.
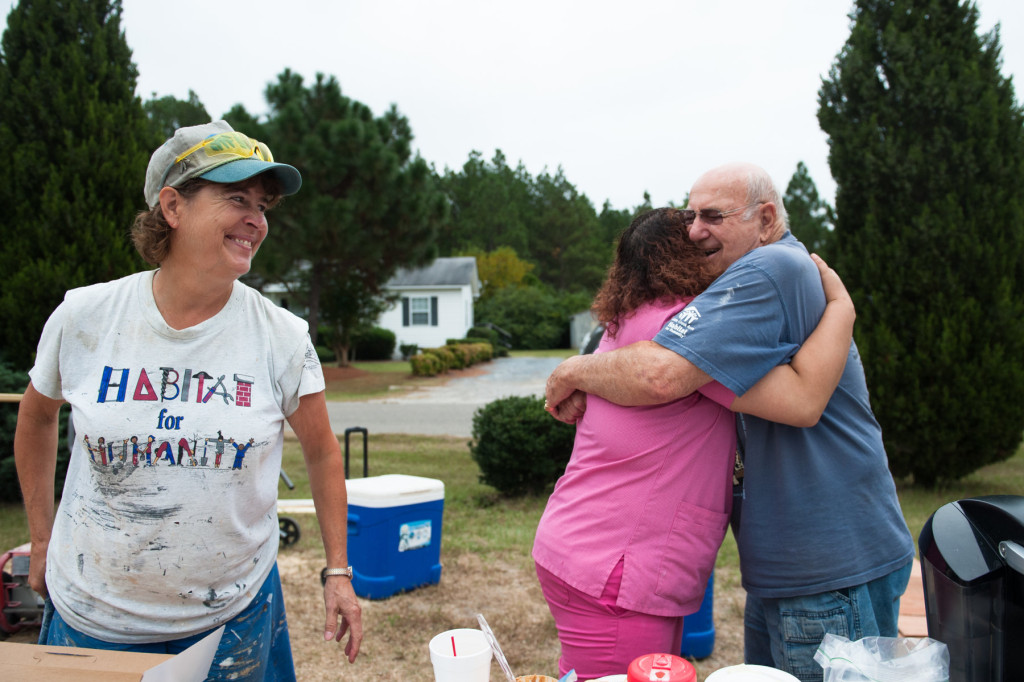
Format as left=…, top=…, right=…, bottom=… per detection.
left=743, top=561, right=913, bottom=682
left=40, top=562, right=296, bottom=682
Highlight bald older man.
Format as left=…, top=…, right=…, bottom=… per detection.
left=545, top=163, right=914, bottom=681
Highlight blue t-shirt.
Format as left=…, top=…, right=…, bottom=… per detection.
left=653, top=232, right=914, bottom=598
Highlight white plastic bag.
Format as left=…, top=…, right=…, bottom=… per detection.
left=813, top=633, right=949, bottom=682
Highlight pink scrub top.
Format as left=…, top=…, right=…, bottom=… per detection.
left=532, top=298, right=736, bottom=617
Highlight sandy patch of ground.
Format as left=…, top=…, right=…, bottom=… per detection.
left=277, top=548, right=745, bottom=681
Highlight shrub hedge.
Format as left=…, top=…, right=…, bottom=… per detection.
left=408, top=342, right=493, bottom=376
left=469, top=395, right=576, bottom=496
left=352, top=326, right=397, bottom=361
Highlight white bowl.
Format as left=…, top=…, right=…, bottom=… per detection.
left=705, top=664, right=800, bottom=681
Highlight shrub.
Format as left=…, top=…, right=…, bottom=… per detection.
left=315, top=345, right=335, bottom=363
left=466, top=342, right=493, bottom=363
left=467, top=326, right=498, bottom=344
left=352, top=326, right=397, bottom=361
left=399, top=343, right=419, bottom=360
left=475, top=286, right=591, bottom=349
left=447, top=338, right=494, bottom=362
left=467, top=326, right=510, bottom=357
left=410, top=353, right=442, bottom=377
left=448, top=336, right=488, bottom=345
left=423, top=346, right=457, bottom=373
left=445, top=344, right=471, bottom=370
left=316, top=324, right=334, bottom=348
left=470, top=395, right=576, bottom=496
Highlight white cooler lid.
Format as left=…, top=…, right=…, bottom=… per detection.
left=346, top=474, right=445, bottom=507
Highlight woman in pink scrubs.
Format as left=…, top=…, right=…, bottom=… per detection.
left=533, top=207, right=853, bottom=680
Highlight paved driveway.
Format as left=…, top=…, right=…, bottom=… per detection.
left=320, top=355, right=565, bottom=438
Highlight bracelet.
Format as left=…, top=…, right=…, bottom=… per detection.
left=321, top=566, right=353, bottom=580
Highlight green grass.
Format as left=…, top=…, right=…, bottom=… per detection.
left=273, top=434, right=547, bottom=567
left=509, top=349, right=576, bottom=359
left=0, top=504, right=32, bottom=552
left=351, top=360, right=412, bottom=373
left=895, top=450, right=1024, bottom=544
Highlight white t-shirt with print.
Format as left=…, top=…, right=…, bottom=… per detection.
left=29, top=270, right=324, bottom=642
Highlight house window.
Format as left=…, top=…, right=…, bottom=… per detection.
left=410, top=297, right=430, bottom=325
left=402, top=296, right=439, bottom=327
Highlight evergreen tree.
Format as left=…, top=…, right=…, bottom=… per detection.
left=144, top=89, right=211, bottom=140
left=597, top=200, right=634, bottom=248
left=441, top=151, right=625, bottom=298
left=0, top=0, right=149, bottom=370
left=819, top=0, right=1024, bottom=485
left=784, top=161, right=835, bottom=258
left=527, top=168, right=609, bottom=293
left=251, top=70, right=447, bottom=363
left=439, top=150, right=533, bottom=255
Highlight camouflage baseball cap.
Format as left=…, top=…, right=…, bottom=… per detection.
left=143, top=120, right=301, bottom=207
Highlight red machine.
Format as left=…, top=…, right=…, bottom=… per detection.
left=1, top=542, right=44, bottom=635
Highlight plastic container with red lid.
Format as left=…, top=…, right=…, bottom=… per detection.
left=626, top=653, right=696, bottom=682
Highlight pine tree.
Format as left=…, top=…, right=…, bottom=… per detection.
left=0, top=0, right=149, bottom=369
left=439, top=150, right=533, bottom=256
left=247, top=70, right=448, bottom=364
left=818, top=0, right=1024, bottom=485
left=527, top=168, right=608, bottom=293
left=144, top=89, right=211, bottom=140
left=784, top=161, right=835, bottom=258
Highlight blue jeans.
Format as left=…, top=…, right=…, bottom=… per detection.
left=744, top=561, right=913, bottom=682
left=40, top=563, right=296, bottom=682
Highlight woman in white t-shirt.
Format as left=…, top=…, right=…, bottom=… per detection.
left=14, top=121, right=362, bottom=680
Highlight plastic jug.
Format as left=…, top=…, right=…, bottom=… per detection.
left=626, top=653, right=696, bottom=682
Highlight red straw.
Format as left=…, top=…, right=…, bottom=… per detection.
left=451, top=635, right=457, bottom=656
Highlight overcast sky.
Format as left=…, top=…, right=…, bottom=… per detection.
left=5, top=0, right=1023, bottom=210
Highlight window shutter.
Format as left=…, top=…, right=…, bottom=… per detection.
left=431, top=296, right=438, bottom=326
left=402, top=298, right=410, bottom=327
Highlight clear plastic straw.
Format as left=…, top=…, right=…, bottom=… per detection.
left=476, top=613, right=517, bottom=682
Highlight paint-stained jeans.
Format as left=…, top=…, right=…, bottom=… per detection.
left=40, top=562, right=296, bottom=681
left=743, top=560, right=913, bottom=682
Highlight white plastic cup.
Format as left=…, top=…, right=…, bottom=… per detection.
left=429, top=628, right=493, bottom=682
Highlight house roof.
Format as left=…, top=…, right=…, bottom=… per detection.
left=386, top=257, right=480, bottom=294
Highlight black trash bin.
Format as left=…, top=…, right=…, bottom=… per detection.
left=918, top=494, right=1024, bottom=682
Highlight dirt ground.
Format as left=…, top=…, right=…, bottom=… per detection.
left=276, top=547, right=746, bottom=681
left=322, top=365, right=372, bottom=382
left=304, top=364, right=747, bottom=680
left=4, top=547, right=745, bottom=680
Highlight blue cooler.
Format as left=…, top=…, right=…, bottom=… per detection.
left=347, top=474, right=444, bottom=599
left=680, top=571, right=715, bottom=659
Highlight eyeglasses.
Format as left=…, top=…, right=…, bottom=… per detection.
left=681, top=202, right=765, bottom=227
left=174, top=131, right=273, bottom=165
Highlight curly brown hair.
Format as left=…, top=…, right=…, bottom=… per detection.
left=592, top=207, right=716, bottom=338
left=131, top=178, right=207, bottom=266
left=131, top=176, right=283, bottom=266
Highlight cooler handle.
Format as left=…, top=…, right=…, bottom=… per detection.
left=347, top=512, right=359, bottom=536
left=999, top=540, right=1024, bottom=575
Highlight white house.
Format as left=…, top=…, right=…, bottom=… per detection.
left=376, top=257, right=481, bottom=357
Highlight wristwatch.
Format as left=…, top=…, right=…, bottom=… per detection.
left=320, top=566, right=354, bottom=584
